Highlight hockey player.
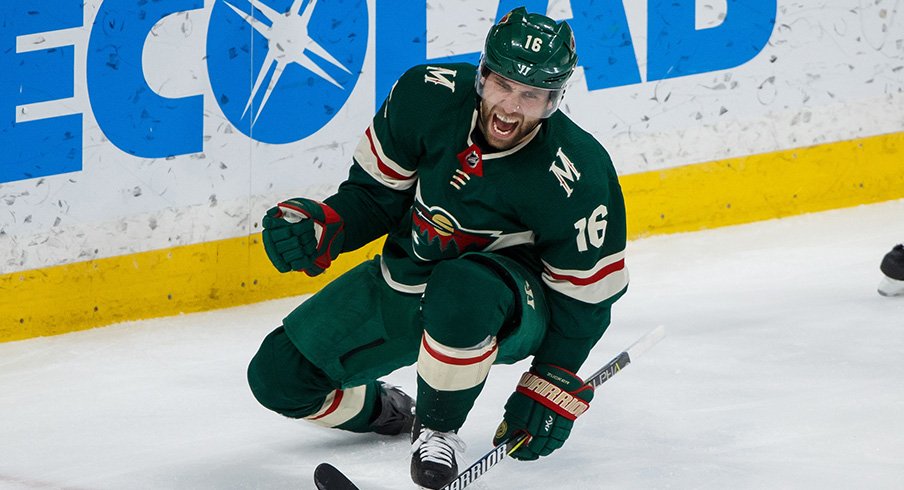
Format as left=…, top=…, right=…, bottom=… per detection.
left=878, top=244, right=904, bottom=297
left=247, top=7, right=629, bottom=489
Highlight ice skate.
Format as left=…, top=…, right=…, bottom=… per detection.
left=410, top=418, right=465, bottom=489
left=879, top=244, right=904, bottom=297
left=369, top=383, right=415, bottom=436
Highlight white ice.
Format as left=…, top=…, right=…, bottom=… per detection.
left=2, top=199, right=903, bottom=490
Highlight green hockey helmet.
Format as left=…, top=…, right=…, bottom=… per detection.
left=476, top=7, right=577, bottom=118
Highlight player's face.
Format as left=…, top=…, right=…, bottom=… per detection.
left=477, top=72, right=550, bottom=150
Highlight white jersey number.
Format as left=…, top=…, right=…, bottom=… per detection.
left=573, top=204, right=608, bottom=252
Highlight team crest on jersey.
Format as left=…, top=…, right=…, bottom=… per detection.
left=410, top=202, right=498, bottom=259
left=451, top=144, right=483, bottom=189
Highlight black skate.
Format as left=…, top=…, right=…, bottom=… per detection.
left=410, top=418, right=466, bottom=489
left=369, top=383, right=415, bottom=436
left=879, top=244, right=904, bottom=297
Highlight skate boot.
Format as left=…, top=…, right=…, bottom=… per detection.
left=369, top=383, right=415, bottom=436
left=879, top=244, right=904, bottom=297
left=410, top=417, right=466, bottom=489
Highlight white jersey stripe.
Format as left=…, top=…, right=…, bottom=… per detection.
left=303, top=385, right=367, bottom=428
left=417, top=332, right=498, bottom=392
left=542, top=251, right=629, bottom=304
left=353, top=124, right=416, bottom=190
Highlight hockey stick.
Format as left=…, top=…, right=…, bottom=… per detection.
left=437, top=325, right=666, bottom=490
left=313, top=326, right=665, bottom=490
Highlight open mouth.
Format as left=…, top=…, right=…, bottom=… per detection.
left=491, top=113, right=519, bottom=138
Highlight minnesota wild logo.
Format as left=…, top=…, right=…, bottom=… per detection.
left=410, top=202, right=497, bottom=260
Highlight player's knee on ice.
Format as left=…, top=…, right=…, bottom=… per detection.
left=422, top=257, right=517, bottom=347
left=247, top=326, right=337, bottom=418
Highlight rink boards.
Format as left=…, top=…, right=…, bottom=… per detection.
left=2, top=1, right=903, bottom=340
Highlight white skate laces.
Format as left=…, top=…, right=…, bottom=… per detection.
left=411, top=428, right=466, bottom=468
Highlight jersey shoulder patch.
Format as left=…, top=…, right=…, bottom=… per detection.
left=538, top=115, right=615, bottom=202
left=387, top=63, right=477, bottom=115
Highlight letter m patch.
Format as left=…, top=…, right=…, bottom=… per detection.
left=549, top=147, right=581, bottom=198
left=424, top=66, right=457, bottom=92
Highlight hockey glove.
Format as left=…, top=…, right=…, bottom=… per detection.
left=261, top=198, right=345, bottom=276
left=493, top=364, right=593, bottom=461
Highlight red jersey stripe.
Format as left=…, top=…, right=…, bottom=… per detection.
left=421, top=335, right=498, bottom=366
left=545, top=258, right=626, bottom=286
left=365, top=127, right=410, bottom=181
left=309, top=389, right=344, bottom=421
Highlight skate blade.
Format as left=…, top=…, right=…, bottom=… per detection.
left=878, top=276, right=904, bottom=297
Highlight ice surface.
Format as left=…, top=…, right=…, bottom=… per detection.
left=2, top=200, right=903, bottom=489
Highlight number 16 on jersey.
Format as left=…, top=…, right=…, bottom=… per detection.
left=574, top=204, right=608, bottom=252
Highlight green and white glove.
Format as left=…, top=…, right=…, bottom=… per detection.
left=493, top=364, right=594, bottom=461
left=261, top=198, right=345, bottom=276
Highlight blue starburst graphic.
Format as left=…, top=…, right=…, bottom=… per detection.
left=207, top=0, right=367, bottom=143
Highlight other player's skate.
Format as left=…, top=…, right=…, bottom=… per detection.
left=370, top=383, right=416, bottom=435
left=410, top=417, right=466, bottom=489
left=878, top=244, right=904, bottom=297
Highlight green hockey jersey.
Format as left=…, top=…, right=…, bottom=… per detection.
left=324, top=63, right=628, bottom=371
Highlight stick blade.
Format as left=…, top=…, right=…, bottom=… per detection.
left=314, top=463, right=359, bottom=490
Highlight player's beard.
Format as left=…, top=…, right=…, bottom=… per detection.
left=476, top=98, right=542, bottom=151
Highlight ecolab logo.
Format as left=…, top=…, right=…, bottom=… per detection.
left=208, top=0, right=366, bottom=143
left=1, top=0, right=776, bottom=184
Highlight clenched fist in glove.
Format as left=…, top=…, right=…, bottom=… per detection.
left=261, top=198, right=345, bottom=276
left=493, top=364, right=593, bottom=461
